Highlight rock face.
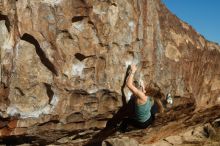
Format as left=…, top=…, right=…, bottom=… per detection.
left=0, top=0, right=220, bottom=145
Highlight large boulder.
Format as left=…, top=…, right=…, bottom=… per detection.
left=0, top=0, right=219, bottom=145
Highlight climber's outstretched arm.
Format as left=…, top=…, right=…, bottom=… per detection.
left=126, top=64, right=147, bottom=101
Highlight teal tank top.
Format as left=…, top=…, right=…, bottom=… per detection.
left=133, top=96, right=152, bottom=123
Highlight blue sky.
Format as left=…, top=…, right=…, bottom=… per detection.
left=162, top=0, right=220, bottom=44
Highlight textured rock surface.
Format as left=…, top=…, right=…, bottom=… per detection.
left=0, top=0, right=220, bottom=145
left=101, top=121, right=220, bottom=146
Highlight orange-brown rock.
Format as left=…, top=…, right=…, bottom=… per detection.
left=0, top=127, right=11, bottom=137
left=0, top=0, right=219, bottom=145
left=7, top=119, right=17, bottom=129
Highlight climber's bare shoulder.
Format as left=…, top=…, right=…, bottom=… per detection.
left=127, top=83, right=148, bottom=102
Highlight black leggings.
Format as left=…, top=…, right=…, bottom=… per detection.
left=120, top=115, right=154, bottom=131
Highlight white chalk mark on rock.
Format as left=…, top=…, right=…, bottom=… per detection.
left=40, top=0, right=62, bottom=6
left=72, top=62, right=85, bottom=78
left=128, top=21, right=135, bottom=31
left=6, top=95, right=59, bottom=118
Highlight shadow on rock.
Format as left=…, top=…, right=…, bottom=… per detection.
left=84, top=98, right=136, bottom=146
left=0, top=135, right=50, bottom=145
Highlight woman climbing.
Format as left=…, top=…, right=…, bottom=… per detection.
left=119, top=64, right=165, bottom=132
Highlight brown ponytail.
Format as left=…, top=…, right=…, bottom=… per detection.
left=144, top=83, right=165, bottom=114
